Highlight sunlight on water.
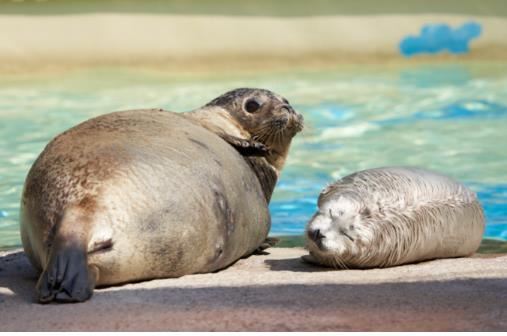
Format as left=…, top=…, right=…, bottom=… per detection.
left=0, top=63, right=506, bottom=248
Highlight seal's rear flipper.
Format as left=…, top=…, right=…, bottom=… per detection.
left=36, top=204, right=100, bottom=303
left=37, top=244, right=98, bottom=303
left=218, top=133, right=270, bottom=157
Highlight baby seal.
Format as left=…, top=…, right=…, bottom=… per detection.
left=20, top=88, right=303, bottom=303
left=305, top=167, right=485, bottom=268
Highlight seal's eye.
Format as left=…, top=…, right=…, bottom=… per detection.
left=244, top=99, right=261, bottom=113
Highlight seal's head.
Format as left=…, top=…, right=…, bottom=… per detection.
left=305, top=192, right=376, bottom=269
left=205, top=88, right=304, bottom=170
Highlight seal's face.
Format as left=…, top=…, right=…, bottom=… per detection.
left=305, top=196, right=375, bottom=268
left=206, top=88, right=304, bottom=149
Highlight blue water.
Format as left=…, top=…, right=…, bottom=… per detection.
left=0, top=63, right=506, bottom=248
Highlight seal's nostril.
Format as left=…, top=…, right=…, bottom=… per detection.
left=308, top=229, right=325, bottom=242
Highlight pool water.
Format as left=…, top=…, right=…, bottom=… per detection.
left=1, top=62, right=506, bottom=249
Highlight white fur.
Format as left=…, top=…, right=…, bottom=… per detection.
left=306, top=167, right=485, bottom=268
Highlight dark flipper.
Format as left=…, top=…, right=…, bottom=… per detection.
left=253, top=237, right=280, bottom=255
left=37, top=245, right=97, bottom=303
left=218, top=133, right=269, bottom=156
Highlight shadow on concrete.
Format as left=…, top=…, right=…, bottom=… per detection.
left=0, top=251, right=38, bottom=304
left=1, top=276, right=507, bottom=330
left=264, top=256, right=334, bottom=272
left=2, top=251, right=507, bottom=331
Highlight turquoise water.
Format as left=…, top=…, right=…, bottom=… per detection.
left=0, top=63, right=506, bottom=249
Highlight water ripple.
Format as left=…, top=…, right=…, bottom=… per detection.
left=1, top=64, right=506, bottom=247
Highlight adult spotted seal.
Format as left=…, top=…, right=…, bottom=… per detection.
left=305, top=167, right=485, bottom=268
left=20, top=88, right=303, bottom=303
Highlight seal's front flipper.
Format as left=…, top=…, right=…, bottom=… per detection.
left=253, top=237, right=280, bottom=255
left=37, top=245, right=97, bottom=303
left=218, top=133, right=269, bottom=156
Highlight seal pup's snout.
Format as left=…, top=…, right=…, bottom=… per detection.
left=305, top=212, right=332, bottom=252
left=307, top=228, right=326, bottom=246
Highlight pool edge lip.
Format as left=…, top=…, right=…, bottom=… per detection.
left=2, top=237, right=507, bottom=253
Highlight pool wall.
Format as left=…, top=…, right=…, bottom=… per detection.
left=1, top=1, right=507, bottom=72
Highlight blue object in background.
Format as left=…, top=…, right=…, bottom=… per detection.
left=400, top=22, right=482, bottom=56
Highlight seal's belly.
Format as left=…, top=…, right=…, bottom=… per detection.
left=93, top=138, right=269, bottom=284
left=98, top=122, right=269, bottom=284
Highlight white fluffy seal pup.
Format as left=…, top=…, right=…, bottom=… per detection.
left=305, top=167, right=485, bottom=268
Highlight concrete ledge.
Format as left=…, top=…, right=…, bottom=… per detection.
left=1, top=248, right=506, bottom=331
left=0, top=14, right=506, bottom=73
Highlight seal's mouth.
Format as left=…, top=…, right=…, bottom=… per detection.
left=306, top=228, right=326, bottom=250
left=291, top=113, right=304, bottom=133
left=250, top=104, right=303, bottom=147
left=278, top=104, right=304, bottom=134
left=305, top=234, right=354, bottom=269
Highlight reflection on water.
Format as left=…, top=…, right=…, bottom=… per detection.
left=399, top=64, right=472, bottom=87
left=0, top=63, right=506, bottom=248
